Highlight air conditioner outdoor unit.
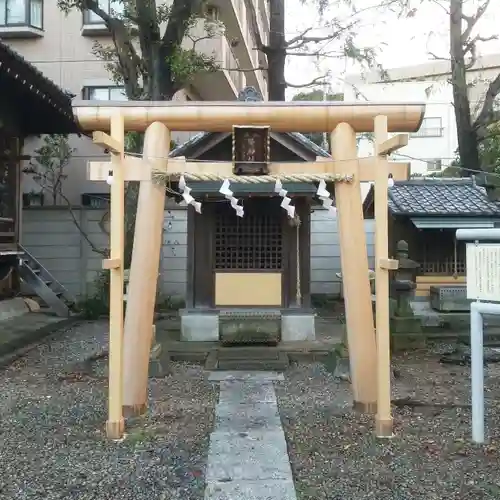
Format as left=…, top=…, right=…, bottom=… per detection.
left=429, top=285, right=471, bottom=312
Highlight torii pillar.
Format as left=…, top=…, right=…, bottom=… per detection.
left=121, top=122, right=171, bottom=416
left=331, top=122, right=378, bottom=412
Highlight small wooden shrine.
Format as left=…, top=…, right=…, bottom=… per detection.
left=0, top=41, right=77, bottom=299
left=171, top=87, right=332, bottom=343
left=363, top=177, right=500, bottom=299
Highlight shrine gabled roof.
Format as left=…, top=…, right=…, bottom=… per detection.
left=363, top=177, right=500, bottom=217
left=170, top=86, right=330, bottom=159
left=170, top=129, right=329, bottom=158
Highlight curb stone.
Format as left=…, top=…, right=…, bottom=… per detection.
left=0, top=315, right=82, bottom=369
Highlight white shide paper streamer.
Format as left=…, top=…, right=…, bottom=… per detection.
left=316, top=179, right=337, bottom=216
left=274, top=179, right=296, bottom=219
left=219, top=179, right=244, bottom=217
left=179, top=175, right=202, bottom=214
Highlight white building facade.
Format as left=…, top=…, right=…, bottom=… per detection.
left=1, top=0, right=269, bottom=205
left=344, top=54, right=500, bottom=176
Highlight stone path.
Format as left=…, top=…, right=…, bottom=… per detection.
left=205, top=371, right=297, bottom=500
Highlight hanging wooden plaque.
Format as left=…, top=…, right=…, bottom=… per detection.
left=232, top=125, right=270, bottom=175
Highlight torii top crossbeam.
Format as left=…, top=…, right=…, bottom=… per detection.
left=72, top=100, right=425, bottom=133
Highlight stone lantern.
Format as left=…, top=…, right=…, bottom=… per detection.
left=390, top=240, right=421, bottom=333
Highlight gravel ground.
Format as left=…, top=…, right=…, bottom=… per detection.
left=0, top=320, right=217, bottom=500
left=276, top=344, right=500, bottom=500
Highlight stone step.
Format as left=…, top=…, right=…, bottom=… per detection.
left=217, top=346, right=282, bottom=360
left=213, top=349, right=289, bottom=372
left=217, top=359, right=289, bottom=372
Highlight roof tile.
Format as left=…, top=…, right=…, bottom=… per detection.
left=387, top=178, right=500, bottom=216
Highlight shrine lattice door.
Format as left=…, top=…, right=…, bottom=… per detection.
left=213, top=198, right=284, bottom=307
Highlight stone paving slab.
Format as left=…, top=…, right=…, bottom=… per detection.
left=205, top=479, right=297, bottom=500
left=215, top=402, right=282, bottom=434
left=209, top=429, right=289, bottom=459
left=219, top=380, right=277, bottom=404
left=208, top=371, right=284, bottom=382
left=206, top=444, right=291, bottom=481
left=205, top=372, right=296, bottom=500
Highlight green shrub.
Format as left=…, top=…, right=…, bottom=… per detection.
left=76, top=271, right=110, bottom=319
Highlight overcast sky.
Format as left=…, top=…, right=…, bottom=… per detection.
left=285, top=0, right=500, bottom=96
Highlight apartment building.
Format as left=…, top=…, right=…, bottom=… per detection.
left=344, top=54, right=500, bottom=175
left=0, top=0, right=269, bottom=204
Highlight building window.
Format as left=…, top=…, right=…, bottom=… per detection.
left=83, top=0, right=124, bottom=24
left=83, top=86, right=127, bottom=101
left=205, top=5, right=219, bottom=21
left=411, top=117, right=443, bottom=138
left=426, top=159, right=443, bottom=172
left=0, top=0, right=43, bottom=29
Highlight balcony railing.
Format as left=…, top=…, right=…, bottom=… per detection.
left=410, top=127, right=444, bottom=138
left=421, top=259, right=466, bottom=276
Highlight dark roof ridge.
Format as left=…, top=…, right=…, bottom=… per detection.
left=397, top=177, right=473, bottom=186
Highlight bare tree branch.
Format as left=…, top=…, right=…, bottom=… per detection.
left=77, top=0, right=143, bottom=97
left=286, top=75, right=329, bottom=88
left=464, top=33, right=498, bottom=58
left=461, top=0, right=491, bottom=43
left=286, top=50, right=344, bottom=57
left=474, top=73, right=500, bottom=134
left=427, top=0, right=450, bottom=14
left=428, top=51, right=450, bottom=62
left=286, top=27, right=314, bottom=47
left=286, top=25, right=355, bottom=51
left=464, top=43, right=477, bottom=70
left=221, top=66, right=267, bottom=72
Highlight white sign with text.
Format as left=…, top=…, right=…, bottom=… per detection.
left=466, top=243, right=500, bottom=302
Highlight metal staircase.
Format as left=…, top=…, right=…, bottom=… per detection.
left=17, top=244, right=76, bottom=317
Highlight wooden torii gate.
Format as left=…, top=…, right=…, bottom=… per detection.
left=72, top=100, right=425, bottom=440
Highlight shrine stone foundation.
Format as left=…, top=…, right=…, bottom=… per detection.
left=180, top=309, right=316, bottom=342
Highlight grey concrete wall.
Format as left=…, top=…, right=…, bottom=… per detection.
left=310, top=208, right=375, bottom=295
left=21, top=208, right=109, bottom=298
left=21, top=206, right=375, bottom=300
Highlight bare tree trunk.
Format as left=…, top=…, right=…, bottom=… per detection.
left=450, top=0, right=481, bottom=175
left=267, top=0, right=286, bottom=101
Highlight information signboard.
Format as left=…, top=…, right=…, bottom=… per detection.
left=466, top=243, right=500, bottom=302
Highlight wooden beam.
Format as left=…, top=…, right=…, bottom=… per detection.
left=73, top=101, right=426, bottom=134
left=88, top=158, right=410, bottom=182
left=105, top=112, right=125, bottom=441
left=376, top=134, right=408, bottom=156
left=373, top=114, right=393, bottom=439
left=88, top=156, right=152, bottom=182
left=102, top=258, right=121, bottom=270
left=93, top=131, right=124, bottom=154
left=379, top=258, right=398, bottom=270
